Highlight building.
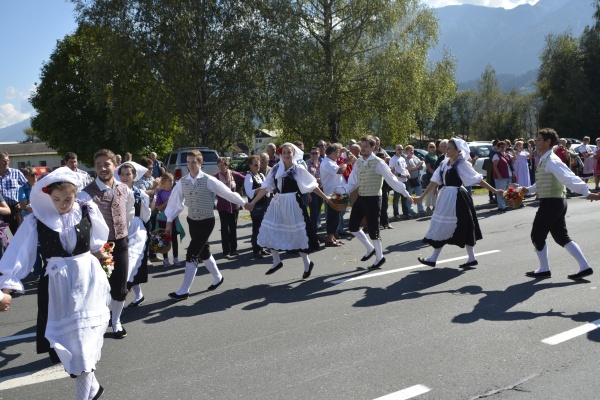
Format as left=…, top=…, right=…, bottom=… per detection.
left=0, top=142, right=64, bottom=170
left=253, top=129, right=281, bottom=155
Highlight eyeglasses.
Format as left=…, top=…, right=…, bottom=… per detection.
left=311, top=152, right=319, bottom=155
left=428, top=146, right=436, bottom=148
left=318, top=144, right=325, bottom=147
left=396, top=148, right=403, bottom=151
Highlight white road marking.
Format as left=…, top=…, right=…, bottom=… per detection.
left=373, top=384, right=431, bottom=400
left=0, top=364, right=69, bottom=390
left=330, top=250, right=501, bottom=285
left=0, top=332, right=36, bottom=343
left=542, top=318, right=600, bottom=345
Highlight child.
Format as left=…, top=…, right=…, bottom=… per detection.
left=0, top=168, right=110, bottom=400
left=117, top=162, right=151, bottom=307
left=155, top=172, right=185, bottom=266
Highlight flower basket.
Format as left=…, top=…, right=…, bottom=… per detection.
left=503, top=184, right=525, bottom=208
left=329, top=187, right=350, bottom=212
left=150, top=229, right=172, bottom=254
left=100, top=242, right=115, bottom=277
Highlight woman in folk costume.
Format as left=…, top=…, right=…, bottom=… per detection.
left=116, top=162, right=151, bottom=307
left=247, top=143, right=330, bottom=278
left=0, top=168, right=110, bottom=400
left=415, top=138, right=502, bottom=269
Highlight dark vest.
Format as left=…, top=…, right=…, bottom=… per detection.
left=37, top=202, right=91, bottom=263
left=83, top=180, right=128, bottom=240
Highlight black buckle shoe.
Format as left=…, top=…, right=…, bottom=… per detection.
left=525, top=270, right=551, bottom=278
left=302, top=262, right=314, bottom=279
left=168, top=292, right=189, bottom=300
left=459, top=260, right=478, bottom=269
left=207, top=277, right=224, bottom=291
left=265, top=262, right=284, bottom=275
left=361, top=249, right=376, bottom=262
left=417, top=257, right=436, bottom=267
left=567, top=268, right=593, bottom=280
left=369, top=257, right=386, bottom=270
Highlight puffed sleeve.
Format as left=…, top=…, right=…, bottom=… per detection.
left=431, top=165, right=444, bottom=185
left=139, top=191, right=151, bottom=223
left=87, top=201, right=110, bottom=253
left=0, top=216, right=39, bottom=293
left=293, top=166, right=318, bottom=194
left=456, top=160, right=483, bottom=187
left=244, top=174, right=255, bottom=201
left=261, top=168, right=276, bottom=192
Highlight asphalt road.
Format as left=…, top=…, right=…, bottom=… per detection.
left=2, top=192, right=600, bottom=399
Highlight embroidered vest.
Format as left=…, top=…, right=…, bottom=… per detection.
left=83, top=181, right=128, bottom=240
left=356, top=158, right=383, bottom=196
left=180, top=175, right=215, bottom=220
left=37, top=202, right=91, bottom=261
left=536, top=154, right=566, bottom=199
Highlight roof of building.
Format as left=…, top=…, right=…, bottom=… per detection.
left=254, top=129, right=281, bottom=139
left=0, top=142, right=58, bottom=157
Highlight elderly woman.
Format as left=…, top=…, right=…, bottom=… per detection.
left=248, top=143, right=330, bottom=278
left=416, top=138, right=502, bottom=269
left=215, top=157, right=246, bottom=259
left=423, top=142, right=438, bottom=213
left=244, top=155, right=270, bottom=259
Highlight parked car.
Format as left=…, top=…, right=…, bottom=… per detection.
left=162, top=147, right=220, bottom=180
left=236, top=153, right=248, bottom=158
left=468, top=142, right=495, bottom=179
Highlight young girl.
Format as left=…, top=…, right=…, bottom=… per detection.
left=0, top=168, right=110, bottom=400
left=155, top=172, right=184, bottom=266
left=117, top=162, right=151, bottom=307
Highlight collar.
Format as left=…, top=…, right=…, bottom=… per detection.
left=186, top=170, right=205, bottom=180
left=540, top=149, right=553, bottom=160
left=95, top=177, right=114, bottom=190
left=359, top=153, right=376, bottom=163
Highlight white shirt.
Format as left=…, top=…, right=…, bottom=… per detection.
left=431, top=157, right=483, bottom=187
left=389, top=155, right=408, bottom=182
left=77, top=177, right=135, bottom=226
left=526, top=150, right=590, bottom=197
left=244, top=172, right=267, bottom=201
left=319, top=157, right=344, bottom=195
left=165, top=170, right=246, bottom=223
left=345, top=153, right=410, bottom=197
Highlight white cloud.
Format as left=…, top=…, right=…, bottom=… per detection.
left=0, top=103, right=31, bottom=129
left=423, top=0, right=539, bottom=9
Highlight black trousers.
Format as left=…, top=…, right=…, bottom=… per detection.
left=109, top=237, right=129, bottom=301
left=380, top=185, right=390, bottom=226
left=187, top=217, right=215, bottom=262
left=326, top=203, right=341, bottom=234
left=531, top=198, right=571, bottom=251
left=3, top=204, right=22, bottom=235
left=218, top=210, right=238, bottom=255
left=349, top=195, right=382, bottom=240
left=250, top=212, right=265, bottom=254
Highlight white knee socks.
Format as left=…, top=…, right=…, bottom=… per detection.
left=534, top=244, right=550, bottom=273
left=352, top=230, right=374, bottom=257
left=466, top=245, right=476, bottom=262
left=203, top=256, right=223, bottom=286
left=373, top=239, right=383, bottom=262
left=176, top=262, right=198, bottom=295
left=75, top=371, right=99, bottom=400
left=300, top=252, right=311, bottom=271
left=270, top=249, right=281, bottom=268
left=111, top=300, right=125, bottom=332
left=132, top=284, right=143, bottom=302
left=564, top=241, right=591, bottom=272
left=426, top=247, right=443, bottom=263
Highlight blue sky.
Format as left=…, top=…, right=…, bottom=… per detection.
left=0, top=0, right=539, bottom=129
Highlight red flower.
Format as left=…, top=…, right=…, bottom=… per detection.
left=42, top=186, right=51, bottom=194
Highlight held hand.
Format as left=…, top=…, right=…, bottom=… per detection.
left=587, top=193, right=600, bottom=202
left=244, top=203, right=255, bottom=211
left=307, top=193, right=312, bottom=203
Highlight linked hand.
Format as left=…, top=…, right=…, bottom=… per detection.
left=244, top=203, right=255, bottom=211
left=587, top=193, right=600, bottom=202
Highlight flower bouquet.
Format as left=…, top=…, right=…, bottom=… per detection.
left=503, top=184, right=525, bottom=208
left=100, top=242, right=115, bottom=277
left=150, top=229, right=172, bottom=254
left=329, top=187, right=350, bottom=212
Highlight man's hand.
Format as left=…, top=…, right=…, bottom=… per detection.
left=244, top=203, right=254, bottom=211
left=587, top=193, right=600, bottom=202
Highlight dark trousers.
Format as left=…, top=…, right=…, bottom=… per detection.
left=326, top=203, right=341, bottom=234
left=109, top=237, right=129, bottom=301
left=218, top=210, right=238, bottom=255
left=531, top=198, right=571, bottom=251
left=349, top=195, right=382, bottom=240
left=158, top=219, right=179, bottom=258
left=3, top=204, right=22, bottom=235
left=380, top=186, right=390, bottom=226
left=250, top=212, right=265, bottom=254
left=309, top=195, right=323, bottom=231
left=187, top=217, right=215, bottom=262
left=149, top=212, right=158, bottom=257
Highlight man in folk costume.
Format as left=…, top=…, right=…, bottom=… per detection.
left=344, top=135, right=411, bottom=269
left=522, top=128, right=600, bottom=280
left=78, top=149, right=134, bottom=339
left=164, top=150, right=249, bottom=300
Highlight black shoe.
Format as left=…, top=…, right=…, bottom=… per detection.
left=382, top=225, right=394, bottom=229
left=302, top=262, right=315, bottom=279
left=369, top=257, right=386, bottom=270
left=207, top=277, right=224, bottom=291
left=230, top=251, right=240, bottom=256
left=254, top=252, right=264, bottom=259
left=113, top=328, right=127, bottom=339
left=265, top=262, right=284, bottom=275
left=223, top=254, right=231, bottom=260
left=92, top=385, right=104, bottom=400
left=168, top=292, right=189, bottom=300
left=127, top=296, right=145, bottom=308
left=360, top=249, right=376, bottom=262
left=525, top=270, right=551, bottom=278
left=417, top=257, right=436, bottom=267
left=459, top=260, right=478, bottom=269
left=567, top=268, right=593, bottom=280
left=261, top=249, right=270, bottom=256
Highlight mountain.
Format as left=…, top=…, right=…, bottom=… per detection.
left=0, top=118, right=30, bottom=143
left=429, top=0, right=596, bottom=82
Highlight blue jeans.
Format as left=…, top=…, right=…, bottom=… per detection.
left=495, top=178, right=509, bottom=209
left=406, top=183, right=424, bottom=213
left=392, top=190, right=408, bottom=217
left=337, top=208, right=347, bottom=234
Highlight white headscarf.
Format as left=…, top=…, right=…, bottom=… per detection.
left=114, top=161, right=148, bottom=182
left=30, top=168, right=81, bottom=232
left=274, top=143, right=304, bottom=180
left=451, top=137, right=471, bottom=162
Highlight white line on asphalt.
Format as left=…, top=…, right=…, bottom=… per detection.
left=542, top=318, right=600, bottom=345
left=0, top=332, right=36, bottom=343
left=330, top=250, right=501, bottom=285
left=373, top=384, right=431, bottom=400
left=0, top=364, right=69, bottom=390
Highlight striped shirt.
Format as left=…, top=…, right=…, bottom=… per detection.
left=0, top=168, right=26, bottom=205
